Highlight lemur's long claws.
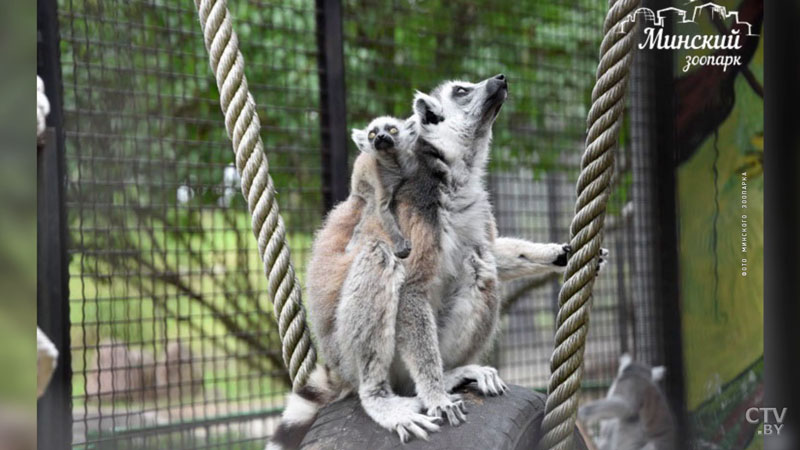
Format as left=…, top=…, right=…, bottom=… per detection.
left=396, top=426, right=409, bottom=443
left=395, top=412, right=441, bottom=443
left=405, top=423, right=429, bottom=441
left=428, top=401, right=467, bottom=427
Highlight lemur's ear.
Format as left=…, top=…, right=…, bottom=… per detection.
left=403, top=116, right=419, bottom=133
left=351, top=128, right=370, bottom=153
left=651, top=366, right=667, bottom=382
left=413, top=92, right=444, bottom=125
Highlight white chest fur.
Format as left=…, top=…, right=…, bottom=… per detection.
left=436, top=178, right=493, bottom=291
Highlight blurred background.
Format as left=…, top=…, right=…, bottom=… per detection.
left=34, top=0, right=763, bottom=449
left=1, top=0, right=37, bottom=448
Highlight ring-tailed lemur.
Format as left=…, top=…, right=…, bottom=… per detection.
left=267, top=75, right=597, bottom=449
left=349, top=116, right=420, bottom=258
left=578, top=354, right=676, bottom=450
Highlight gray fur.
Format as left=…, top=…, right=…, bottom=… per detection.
left=342, top=76, right=516, bottom=438
left=302, top=76, right=519, bottom=445
left=337, top=239, right=442, bottom=440
left=494, top=239, right=610, bottom=281
left=494, top=238, right=571, bottom=281
left=578, top=354, right=676, bottom=450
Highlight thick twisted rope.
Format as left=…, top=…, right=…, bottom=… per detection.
left=538, top=0, right=639, bottom=449
left=193, top=0, right=316, bottom=390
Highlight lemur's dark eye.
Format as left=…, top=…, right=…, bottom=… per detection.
left=454, top=86, right=468, bottom=96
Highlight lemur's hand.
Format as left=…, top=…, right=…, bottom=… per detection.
left=394, top=239, right=412, bottom=259
left=553, top=243, right=571, bottom=266
left=561, top=245, right=609, bottom=276
left=596, top=247, right=609, bottom=276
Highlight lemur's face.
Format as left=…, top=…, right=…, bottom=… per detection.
left=351, top=116, right=418, bottom=155
left=412, top=74, right=508, bottom=143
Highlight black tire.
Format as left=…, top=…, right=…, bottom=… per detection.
left=300, top=384, right=588, bottom=450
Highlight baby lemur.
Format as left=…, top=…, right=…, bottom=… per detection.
left=350, top=116, right=419, bottom=258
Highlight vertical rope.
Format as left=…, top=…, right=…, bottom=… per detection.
left=193, top=0, right=316, bottom=390
left=538, top=0, right=639, bottom=448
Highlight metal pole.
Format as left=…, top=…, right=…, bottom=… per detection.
left=629, top=0, right=687, bottom=443
left=315, top=0, right=349, bottom=213
left=37, top=1, right=72, bottom=447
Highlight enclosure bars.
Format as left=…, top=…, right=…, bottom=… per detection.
left=192, top=0, right=317, bottom=390
left=538, top=0, right=640, bottom=449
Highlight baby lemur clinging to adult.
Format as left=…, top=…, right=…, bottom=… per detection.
left=350, top=116, right=420, bottom=258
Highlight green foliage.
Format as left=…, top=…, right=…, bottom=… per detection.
left=342, top=0, right=605, bottom=173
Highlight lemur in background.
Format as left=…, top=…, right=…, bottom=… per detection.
left=349, top=116, right=420, bottom=258
left=267, top=75, right=601, bottom=449
left=579, top=354, right=676, bottom=450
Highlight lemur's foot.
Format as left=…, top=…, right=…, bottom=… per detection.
left=445, top=365, right=508, bottom=396
left=394, top=239, right=412, bottom=259
left=423, top=393, right=467, bottom=426
left=364, top=395, right=441, bottom=443
left=473, top=366, right=508, bottom=396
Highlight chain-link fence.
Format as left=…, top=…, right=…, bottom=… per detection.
left=39, top=0, right=682, bottom=448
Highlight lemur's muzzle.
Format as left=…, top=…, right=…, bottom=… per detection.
left=485, top=74, right=508, bottom=102
left=482, top=73, right=508, bottom=119
left=374, top=133, right=394, bottom=150
left=487, top=74, right=508, bottom=94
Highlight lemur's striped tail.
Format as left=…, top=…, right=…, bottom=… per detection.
left=266, top=365, right=344, bottom=450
